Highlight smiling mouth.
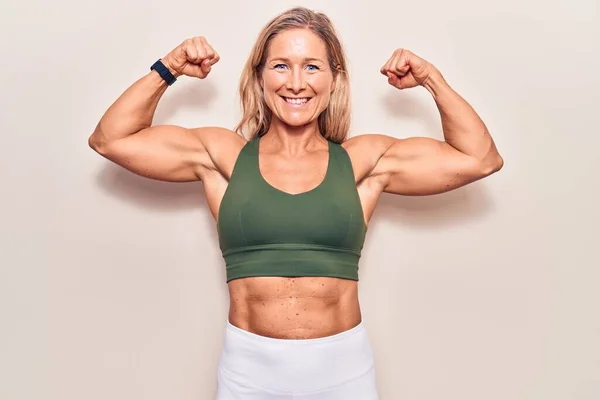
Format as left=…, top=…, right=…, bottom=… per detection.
left=281, top=96, right=312, bottom=105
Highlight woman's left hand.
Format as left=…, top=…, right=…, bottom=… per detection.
left=380, top=49, right=436, bottom=90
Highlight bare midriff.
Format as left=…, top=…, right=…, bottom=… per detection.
left=227, top=276, right=362, bottom=339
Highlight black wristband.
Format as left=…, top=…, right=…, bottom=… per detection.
left=150, top=59, right=177, bottom=86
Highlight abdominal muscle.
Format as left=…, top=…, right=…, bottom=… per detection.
left=227, top=275, right=362, bottom=339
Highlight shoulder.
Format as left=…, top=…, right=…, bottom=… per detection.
left=190, top=126, right=248, bottom=179
left=340, top=134, right=396, bottom=182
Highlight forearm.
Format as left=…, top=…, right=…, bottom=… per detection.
left=423, top=69, right=502, bottom=167
left=89, top=70, right=169, bottom=147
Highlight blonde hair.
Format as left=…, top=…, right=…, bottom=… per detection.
left=234, top=7, right=351, bottom=143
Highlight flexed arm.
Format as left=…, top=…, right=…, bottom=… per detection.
left=88, top=37, right=241, bottom=182
left=345, top=49, right=503, bottom=196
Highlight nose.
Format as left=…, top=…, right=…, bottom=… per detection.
left=286, top=66, right=306, bottom=93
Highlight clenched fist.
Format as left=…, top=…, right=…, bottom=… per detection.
left=380, top=49, right=436, bottom=90
left=162, top=36, right=220, bottom=79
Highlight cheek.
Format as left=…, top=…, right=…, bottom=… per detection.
left=262, top=80, right=281, bottom=106
left=262, top=72, right=285, bottom=91
left=313, top=78, right=333, bottom=105
left=310, top=75, right=334, bottom=97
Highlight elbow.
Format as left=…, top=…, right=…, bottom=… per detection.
left=88, top=134, right=98, bottom=151
left=88, top=131, right=108, bottom=155
left=481, top=152, right=504, bottom=176
left=495, top=154, right=504, bottom=172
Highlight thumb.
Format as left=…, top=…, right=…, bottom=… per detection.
left=387, top=72, right=400, bottom=87
left=201, top=59, right=212, bottom=74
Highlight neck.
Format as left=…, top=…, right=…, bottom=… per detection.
left=262, top=118, right=327, bottom=155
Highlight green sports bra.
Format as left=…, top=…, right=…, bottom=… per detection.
left=217, top=137, right=367, bottom=282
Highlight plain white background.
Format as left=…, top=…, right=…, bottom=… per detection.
left=1, top=0, right=599, bottom=399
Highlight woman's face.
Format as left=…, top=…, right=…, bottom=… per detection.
left=261, top=28, right=335, bottom=129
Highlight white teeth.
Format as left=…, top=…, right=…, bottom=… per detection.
left=284, top=97, right=309, bottom=105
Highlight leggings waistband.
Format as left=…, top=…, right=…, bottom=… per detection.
left=218, top=320, right=375, bottom=393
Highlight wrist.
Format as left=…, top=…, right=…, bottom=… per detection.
left=148, top=68, right=170, bottom=88
left=150, top=59, right=179, bottom=86
left=160, top=58, right=182, bottom=78
left=422, top=68, right=448, bottom=98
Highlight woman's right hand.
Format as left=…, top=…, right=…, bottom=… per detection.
left=162, top=37, right=220, bottom=79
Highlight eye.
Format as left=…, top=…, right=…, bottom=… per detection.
left=274, top=64, right=288, bottom=70
left=306, top=64, right=320, bottom=71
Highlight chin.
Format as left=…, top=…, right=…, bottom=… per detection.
left=281, top=117, right=314, bottom=127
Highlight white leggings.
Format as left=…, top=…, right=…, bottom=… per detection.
left=216, top=320, right=379, bottom=399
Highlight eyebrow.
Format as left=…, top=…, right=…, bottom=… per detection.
left=268, top=57, right=326, bottom=63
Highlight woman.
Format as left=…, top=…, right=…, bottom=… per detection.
left=89, top=6, right=503, bottom=400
